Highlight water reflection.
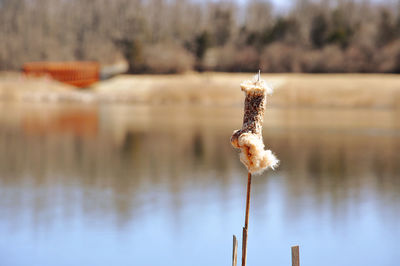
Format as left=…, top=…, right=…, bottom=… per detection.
left=0, top=103, right=399, bottom=266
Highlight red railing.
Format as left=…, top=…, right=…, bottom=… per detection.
left=23, top=61, right=100, bottom=88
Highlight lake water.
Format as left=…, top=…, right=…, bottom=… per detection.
left=0, top=103, right=399, bottom=266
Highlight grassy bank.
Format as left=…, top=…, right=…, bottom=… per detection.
left=1, top=72, right=400, bottom=108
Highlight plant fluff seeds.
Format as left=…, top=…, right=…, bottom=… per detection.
left=230, top=75, right=278, bottom=174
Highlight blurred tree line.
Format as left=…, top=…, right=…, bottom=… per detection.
left=1, top=0, right=400, bottom=73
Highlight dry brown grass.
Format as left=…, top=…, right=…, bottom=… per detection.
left=2, top=72, right=400, bottom=108
left=0, top=72, right=93, bottom=102
left=94, top=72, right=400, bottom=108
left=270, top=74, right=400, bottom=108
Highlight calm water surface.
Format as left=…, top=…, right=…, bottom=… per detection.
left=0, top=103, right=399, bottom=266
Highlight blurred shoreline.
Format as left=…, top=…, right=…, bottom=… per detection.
left=1, top=71, right=400, bottom=108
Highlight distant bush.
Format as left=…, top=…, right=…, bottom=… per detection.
left=141, top=44, right=195, bottom=74
left=203, top=45, right=259, bottom=72
left=203, top=45, right=235, bottom=71
left=260, top=44, right=301, bottom=72
left=231, top=46, right=260, bottom=72
left=344, top=44, right=374, bottom=72
left=374, top=40, right=400, bottom=73
left=300, top=46, right=345, bottom=73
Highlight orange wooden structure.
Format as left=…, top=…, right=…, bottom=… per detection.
left=23, top=61, right=100, bottom=88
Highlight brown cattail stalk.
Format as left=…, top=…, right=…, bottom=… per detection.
left=241, top=172, right=252, bottom=266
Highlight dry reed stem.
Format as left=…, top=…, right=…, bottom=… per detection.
left=242, top=172, right=252, bottom=266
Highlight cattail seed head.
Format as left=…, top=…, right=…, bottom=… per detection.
left=231, top=73, right=278, bottom=174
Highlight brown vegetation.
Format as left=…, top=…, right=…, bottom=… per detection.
left=1, top=0, right=400, bottom=73
left=2, top=72, right=400, bottom=108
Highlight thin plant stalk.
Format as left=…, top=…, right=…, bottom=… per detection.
left=244, top=172, right=252, bottom=230
left=242, top=172, right=252, bottom=266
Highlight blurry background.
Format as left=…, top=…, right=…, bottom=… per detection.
left=1, top=0, right=400, bottom=73
left=0, top=1, right=400, bottom=266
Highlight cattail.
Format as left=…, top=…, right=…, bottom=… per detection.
left=231, top=71, right=278, bottom=266
left=231, top=71, right=279, bottom=174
